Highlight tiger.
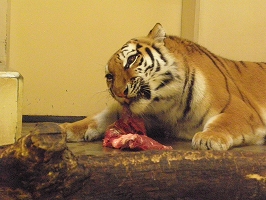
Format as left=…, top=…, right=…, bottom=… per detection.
left=61, top=23, right=266, bottom=150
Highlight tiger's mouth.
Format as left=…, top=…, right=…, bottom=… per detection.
left=111, top=84, right=151, bottom=105
left=129, top=85, right=151, bottom=104
left=138, top=84, right=151, bottom=99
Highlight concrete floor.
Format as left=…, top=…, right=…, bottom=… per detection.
left=22, top=123, right=266, bottom=156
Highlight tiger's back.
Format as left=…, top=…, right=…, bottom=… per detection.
left=62, top=23, right=266, bottom=150
left=164, top=35, right=266, bottom=109
left=162, top=35, right=266, bottom=146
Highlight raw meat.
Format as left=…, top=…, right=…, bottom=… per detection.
left=103, top=106, right=173, bottom=150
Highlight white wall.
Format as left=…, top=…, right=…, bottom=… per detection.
left=0, top=0, right=7, bottom=66
left=8, top=0, right=182, bottom=116
left=197, top=0, right=266, bottom=62
left=7, top=0, right=266, bottom=117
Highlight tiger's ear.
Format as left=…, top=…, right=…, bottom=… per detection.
left=147, top=23, right=166, bottom=43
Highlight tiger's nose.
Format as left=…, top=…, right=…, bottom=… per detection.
left=116, top=86, right=128, bottom=98
left=124, top=87, right=129, bottom=96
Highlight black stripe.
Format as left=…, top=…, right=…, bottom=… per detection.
left=139, top=57, right=144, bottom=66
left=152, top=45, right=167, bottom=63
left=136, top=67, right=142, bottom=73
left=215, top=59, right=247, bottom=103
left=192, top=43, right=205, bottom=55
left=145, top=47, right=154, bottom=61
left=143, top=61, right=147, bottom=67
left=212, top=58, right=247, bottom=103
left=116, top=54, right=121, bottom=61
left=131, top=81, right=138, bottom=93
left=121, top=51, right=126, bottom=58
left=198, top=48, right=231, bottom=113
left=240, top=61, right=247, bottom=68
left=182, top=68, right=195, bottom=118
left=153, top=97, right=160, bottom=102
left=168, top=35, right=176, bottom=40
left=218, top=61, right=246, bottom=102
left=140, top=84, right=151, bottom=99
left=244, top=98, right=265, bottom=126
left=164, top=71, right=174, bottom=77
left=125, top=49, right=135, bottom=56
left=210, top=53, right=231, bottom=74
left=155, top=65, right=161, bottom=72
left=121, top=44, right=129, bottom=51
left=136, top=44, right=142, bottom=49
left=155, top=71, right=174, bottom=90
left=181, top=56, right=190, bottom=97
left=232, top=61, right=242, bottom=73
left=256, top=62, right=266, bottom=71
left=144, top=64, right=154, bottom=73
left=193, top=107, right=210, bottom=129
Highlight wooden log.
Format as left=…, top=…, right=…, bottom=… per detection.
left=0, top=122, right=265, bottom=199
left=78, top=151, right=266, bottom=200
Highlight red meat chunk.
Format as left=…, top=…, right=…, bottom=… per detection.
left=103, top=106, right=173, bottom=150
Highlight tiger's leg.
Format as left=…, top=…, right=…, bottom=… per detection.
left=192, top=112, right=266, bottom=150
left=60, top=103, right=122, bottom=142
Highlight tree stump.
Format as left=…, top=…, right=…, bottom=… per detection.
left=0, top=122, right=265, bottom=199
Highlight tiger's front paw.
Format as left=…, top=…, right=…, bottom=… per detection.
left=60, top=123, right=86, bottom=142
left=192, top=131, right=233, bottom=150
left=60, top=121, right=103, bottom=142
left=83, top=127, right=103, bottom=141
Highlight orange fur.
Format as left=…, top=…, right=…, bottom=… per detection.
left=61, top=118, right=97, bottom=142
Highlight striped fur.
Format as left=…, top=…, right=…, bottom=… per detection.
left=61, top=23, right=266, bottom=150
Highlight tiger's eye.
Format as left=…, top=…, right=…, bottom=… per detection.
left=125, top=54, right=138, bottom=69
left=105, top=73, right=113, bottom=81
left=128, top=55, right=137, bottom=65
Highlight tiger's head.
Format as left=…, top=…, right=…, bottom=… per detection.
left=105, top=23, right=184, bottom=114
